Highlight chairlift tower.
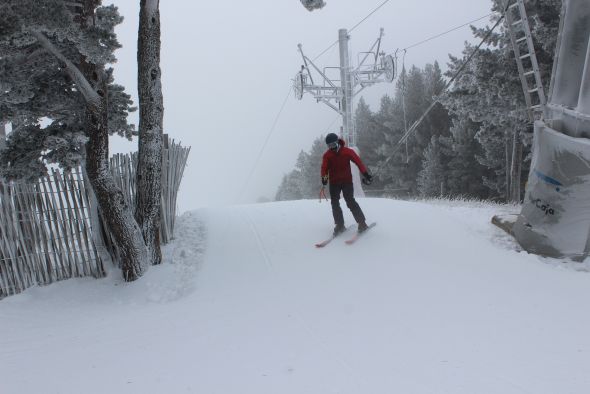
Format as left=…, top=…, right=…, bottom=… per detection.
left=294, top=28, right=396, bottom=147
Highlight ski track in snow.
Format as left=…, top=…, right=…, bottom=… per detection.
left=2, top=198, right=590, bottom=394
left=242, top=209, right=370, bottom=391
left=244, top=211, right=274, bottom=270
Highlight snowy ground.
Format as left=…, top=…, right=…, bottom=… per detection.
left=1, top=198, right=590, bottom=394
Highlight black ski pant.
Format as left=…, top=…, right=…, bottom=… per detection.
left=329, top=182, right=366, bottom=226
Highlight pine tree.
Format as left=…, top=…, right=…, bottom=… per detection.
left=441, top=0, right=560, bottom=201
left=444, top=118, right=491, bottom=198
left=372, top=64, right=451, bottom=196
left=0, top=2, right=135, bottom=178
left=423, top=62, right=451, bottom=139
left=403, top=64, right=452, bottom=195
left=372, top=93, right=406, bottom=191
left=275, top=136, right=326, bottom=201
left=0, top=0, right=148, bottom=281
left=275, top=171, right=304, bottom=201
left=295, top=150, right=312, bottom=197
left=417, top=136, right=446, bottom=197
left=355, top=97, right=387, bottom=191
left=355, top=97, right=375, bottom=161
left=296, top=137, right=325, bottom=198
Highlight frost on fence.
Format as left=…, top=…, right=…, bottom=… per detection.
left=513, top=0, right=590, bottom=260
left=101, top=136, right=190, bottom=264
left=0, top=136, right=191, bottom=298
left=0, top=169, right=105, bottom=299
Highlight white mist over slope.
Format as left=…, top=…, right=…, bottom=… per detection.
left=1, top=198, right=590, bottom=393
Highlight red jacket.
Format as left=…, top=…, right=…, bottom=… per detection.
left=321, top=139, right=368, bottom=184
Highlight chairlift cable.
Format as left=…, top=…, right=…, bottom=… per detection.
left=312, top=40, right=339, bottom=62
left=401, top=49, right=409, bottom=163
left=348, top=0, right=393, bottom=34
left=313, top=0, right=393, bottom=61
left=378, top=9, right=507, bottom=171
left=323, top=115, right=341, bottom=135
left=239, top=88, right=293, bottom=199
left=313, top=7, right=491, bottom=62
left=402, top=13, right=493, bottom=52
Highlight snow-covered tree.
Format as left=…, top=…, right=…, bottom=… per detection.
left=355, top=97, right=381, bottom=169
left=401, top=65, right=450, bottom=195
left=440, top=0, right=560, bottom=201
left=295, top=151, right=312, bottom=196
left=0, top=0, right=148, bottom=281
left=296, top=137, right=325, bottom=198
left=423, top=62, right=451, bottom=139
left=371, top=93, right=405, bottom=190
left=275, top=170, right=304, bottom=201
left=136, top=0, right=164, bottom=266
left=417, top=136, right=446, bottom=197
left=369, top=64, right=450, bottom=195
left=443, top=118, right=491, bottom=198
left=275, top=137, right=326, bottom=201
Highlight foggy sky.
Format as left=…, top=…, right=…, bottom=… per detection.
left=110, top=0, right=492, bottom=212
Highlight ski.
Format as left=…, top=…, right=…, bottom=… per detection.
left=315, top=226, right=351, bottom=248
left=345, top=222, right=377, bottom=245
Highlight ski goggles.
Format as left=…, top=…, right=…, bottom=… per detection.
left=327, top=141, right=339, bottom=150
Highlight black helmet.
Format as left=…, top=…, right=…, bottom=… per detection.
left=325, top=133, right=340, bottom=152
left=325, top=133, right=338, bottom=145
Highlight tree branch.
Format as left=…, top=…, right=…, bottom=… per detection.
left=31, top=31, right=102, bottom=109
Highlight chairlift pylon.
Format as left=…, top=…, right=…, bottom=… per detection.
left=293, top=28, right=396, bottom=147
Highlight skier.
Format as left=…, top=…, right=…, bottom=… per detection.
left=321, top=133, right=373, bottom=236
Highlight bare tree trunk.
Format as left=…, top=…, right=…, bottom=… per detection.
left=510, top=129, right=523, bottom=203
left=136, top=0, right=163, bottom=265
left=80, top=0, right=147, bottom=280
left=84, top=82, right=148, bottom=281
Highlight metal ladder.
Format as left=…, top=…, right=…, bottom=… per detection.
left=504, top=0, right=546, bottom=121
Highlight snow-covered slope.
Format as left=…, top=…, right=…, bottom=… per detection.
left=1, top=198, right=590, bottom=394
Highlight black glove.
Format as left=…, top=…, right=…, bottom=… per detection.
left=321, top=175, right=328, bottom=186
left=362, top=172, right=373, bottom=186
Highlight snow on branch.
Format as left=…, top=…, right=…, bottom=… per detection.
left=300, top=0, right=326, bottom=11
left=31, top=31, right=102, bottom=109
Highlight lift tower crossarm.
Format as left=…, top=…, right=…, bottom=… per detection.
left=355, top=28, right=384, bottom=74
left=297, top=44, right=315, bottom=86
left=293, top=29, right=396, bottom=147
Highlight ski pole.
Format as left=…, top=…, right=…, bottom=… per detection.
left=319, top=186, right=328, bottom=203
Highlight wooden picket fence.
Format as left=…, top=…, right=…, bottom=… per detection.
left=103, top=138, right=190, bottom=263
left=109, top=138, right=190, bottom=244
left=0, top=169, right=104, bottom=298
left=0, top=137, right=190, bottom=298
